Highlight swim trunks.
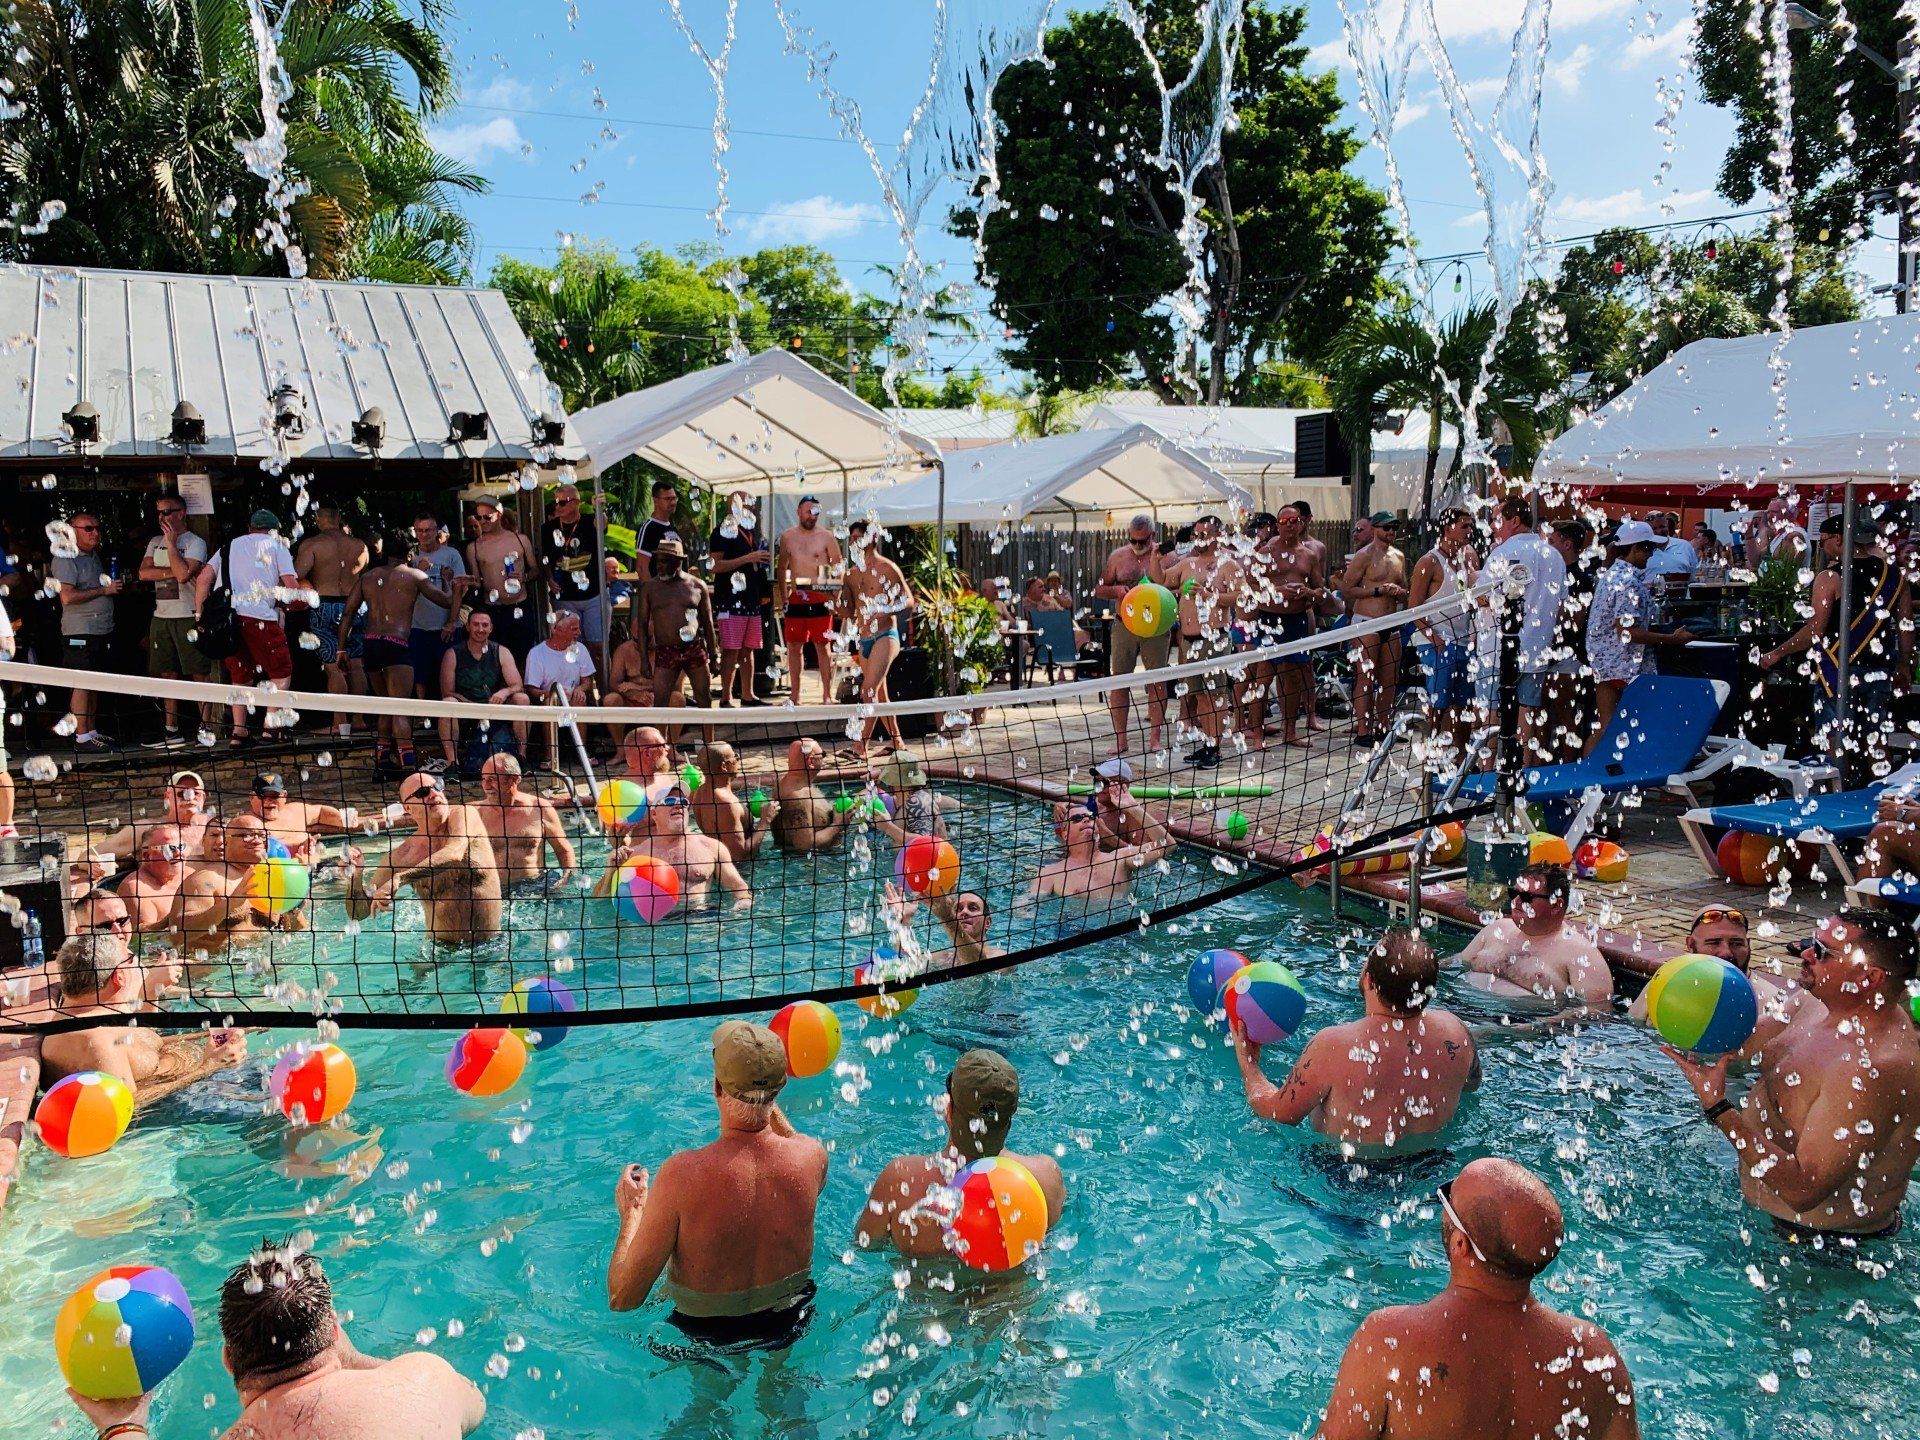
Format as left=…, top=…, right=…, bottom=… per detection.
left=363, top=633, right=410, bottom=674
left=858, top=627, right=900, bottom=659
left=716, top=613, right=763, bottom=652
left=652, top=640, right=710, bottom=672
left=1771, top=1212, right=1904, bottom=1245
left=1272, top=611, right=1314, bottom=665
left=784, top=611, right=832, bottom=648
left=665, top=1280, right=817, bottom=1351
left=313, top=599, right=365, bottom=665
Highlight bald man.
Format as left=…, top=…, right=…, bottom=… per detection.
left=772, top=737, right=853, bottom=855
left=1316, top=1158, right=1639, bottom=1439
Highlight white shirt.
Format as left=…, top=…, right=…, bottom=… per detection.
left=145, top=531, right=209, bottom=620
left=207, top=533, right=298, bottom=622
left=1484, top=531, right=1567, bottom=673
left=523, top=640, right=596, bottom=695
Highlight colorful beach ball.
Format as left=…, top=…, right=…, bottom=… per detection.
left=947, top=1156, right=1049, bottom=1272
left=596, top=778, right=649, bottom=829
left=265, top=836, right=293, bottom=859
left=55, top=1265, right=195, bottom=1400
left=270, top=1042, right=357, bottom=1125
left=896, top=834, right=961, bottom=897
left=1222, top=961, right=1308, bottom=1046
left=1715, top=830, right=1816, bottom=887
left=34, top=1071, right=135, bottom=1158
left=497, top=977, right=580, bottom=1052
left=855, top=947, right=919, bottom=1018
left=446, top=1028, right=528, bottom=1096
left=1574, top=838, right=1630, bottom=884
left=1119, top=582, right=1177, bottom=639
left=1427, top=821, right=1466, bottom=864
left=246, top=856, right=310, bottom=915
left=1644, top=954, right=1758, bottom=1057
left=616, top=853, right=681, bottom=924
left=769, top=1000, right=842, bottom=1078
left=1186, top=949, right=1250, bottom=1014
left=1528, top=833, right=1573, bottom=869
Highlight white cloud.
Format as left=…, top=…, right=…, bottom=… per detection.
left=426, top=117, right=528, bottom=165
left=740, top=195, right=887, bottom=244
left=1306, top=37, right=1348, bottom=73
left=1623, top=20, right=1695, bottom=68
left=1460, top=43, right=1594, bottom=104
left=1549, top=185, right=1719, bottom=229
left=465, top=74, right=537, bottom=109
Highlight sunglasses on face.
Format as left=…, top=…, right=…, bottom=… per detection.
left=158, top=507, right=185, bottom=518
left=149, top=843, right=186, bottom=859
left=659, top=795, right=689, bottom=809
left=400, top=782, right=442, bottom=804
left=72, top=523, right=100, bottom=533
left=93, top=914, right=132, bottom=932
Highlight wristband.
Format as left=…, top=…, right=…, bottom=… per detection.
left=99, top=1425, right=150, bottom=1440
left=1703, top=1098, right=1735, bottom=1124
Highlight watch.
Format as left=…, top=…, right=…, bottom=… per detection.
left=1703, top=1098, right=1736, bottom=1123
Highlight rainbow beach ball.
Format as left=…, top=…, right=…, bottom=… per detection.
left=1119, top=582, right=1177, bottom=639
left=35, top=1071, right=134, bottom=1158
left=855, top=947, right=918, bottom=1018
left=270, top=1042, right=357, bottom=1125
left=1574, top=838, right=1630, bottom=884
left=498, top=977, right=580, bottom=1052
left=616, top=853, right=681, bottom=924
left=596, top=778, right=649, bottom=829
left=246, top=856, right=310, bottom=915
left=947, top=1156, right=1049, bottom=1272
left=1427, top=821, right=1466, bottom=864
left=1528, top=832, right=1573, bottom=868
left=55, top=1265, right=195, bottom=1400
left=895, top=834, right=961, bottom=897
left=769, top=1000, right=842, bottom=1078
left=1715, top=830, right=1816, bottom=887
left=446, top=1028, right=528, bottom=1096
left=1643, top=953, right=1759, bottom=1057
left=1222, top=961, right=1307, bottom=1045
left=1186, top=949, right=1250, bottom=1014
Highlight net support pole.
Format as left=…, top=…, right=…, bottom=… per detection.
left=1494, top=574, right=1524, bottom=814
left=592, top=466, right=612, bottom=682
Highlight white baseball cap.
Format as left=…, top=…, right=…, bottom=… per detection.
left=1611, top=520, right=1659, bottom=547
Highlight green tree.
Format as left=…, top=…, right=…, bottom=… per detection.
left=1694, top=0, right=1910, bottom=245
left=963, top=0, right=1388, bottom=404
left=0, top=0, right=482, bottom=281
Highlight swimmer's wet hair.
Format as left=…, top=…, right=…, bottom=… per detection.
left=56, top=933, right=124, bottom=998
left=1366, top=927, right=1438, bottom=1014
left=1834, top=906, right=1918, bottom=982
left=220, top=1237, right=336, bottom=1383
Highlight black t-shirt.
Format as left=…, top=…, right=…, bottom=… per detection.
left=708, top=524, right=770, bottom=615
left=542, top=517, right=602, bottom=601
left=637, top=518, right=677, bottom=563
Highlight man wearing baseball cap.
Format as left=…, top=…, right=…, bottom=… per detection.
left=1582, top=519, right=1694, bottom=752
left=607, top=1020, right=828, bottom=1348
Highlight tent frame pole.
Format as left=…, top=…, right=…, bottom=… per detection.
left=591, top=469, right=612, bottom=682
left=935, top=458, right=954, bottom=693
left=1836, top=480, right=1855, bottom=740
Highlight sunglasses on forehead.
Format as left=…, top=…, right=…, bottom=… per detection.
left=1692, top=906, right=1747, bottom=929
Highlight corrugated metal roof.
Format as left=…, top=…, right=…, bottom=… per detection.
left=881, top=406, right=1020, bottom=446
left=0, top=263, right=572, bottom=466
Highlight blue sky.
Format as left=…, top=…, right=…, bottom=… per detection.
left=428, top=0, right=1897, bottom=384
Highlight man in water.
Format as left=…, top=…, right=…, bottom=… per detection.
left=855, top=1048, right=1065, bottom=1260
left=68, top=1240, right=486, bottom=1440
left=337, top=533, right=458, bottom=775
left=607, top=1021, right=829, bottom=1347
left=1091, top=514, right=1170, bottom=754
left=1025, top=801, right=1172, bottom=910
left=1628, top=904, right=1823, bottom=1064
left=179, top=815, right=311, bottom=953
left=1452, top=863, right=1612, bottom=1010
left=1339, top=512, right=1409, bottom=745
left=1086, top=754, right=1153, bottom=852
left=345, top=773, right=503, bottom=947
left=1233, top=928, right=1478, bottom=1155
left=116, top=823, right=190, bottom=933
left=474, top=753, right=574, bottom=889
left=1665, top=907, right=1920, bottom=1241
left=596, top=782, right=750, bottom=912
left=1316, top=1157, right=1640, bottom=1439
left=248, top=771, right=351, bottom=863
left=39, top=932, right=248, bottom=1102
left=775, top=494, right=845, bottom=706
left=772, top=736, right=854, bottom=855
left=633, top=534, right=717, bottom=744
left=690, top=741, right=773, bottom=863
left=295, top=502, right=371, bottom=736
left=98, top=769, right=215, bottom=862
left=885, top=882, right=1005, bottom=969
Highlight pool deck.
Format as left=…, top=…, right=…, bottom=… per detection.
left=0, top=700, right=1839, bottom=1214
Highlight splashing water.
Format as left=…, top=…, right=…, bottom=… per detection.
left=663, top=0, right=747, bottom=359
left=237, top=0, right=309, bottom=280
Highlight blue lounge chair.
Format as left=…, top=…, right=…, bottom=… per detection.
left=1849, top=875, right=1920, bottom=910
left=1681, top=762, right=1920, bottom=886
left=1455, top=675, right=1732, bottom=848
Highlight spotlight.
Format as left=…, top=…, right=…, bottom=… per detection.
left=352, top=407, right=387, bottom=451
left=62, top=400, right=100, bottom=445
left=169, top=401, right=206, bottom=448
left=447, top=411, right=491, bottom=445
left=270, top=384, right=306, bottom=435
left=535, top=414, right=567, bottom=447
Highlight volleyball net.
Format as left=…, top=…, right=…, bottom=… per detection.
left=0, top=585, right=1496, bottom=1035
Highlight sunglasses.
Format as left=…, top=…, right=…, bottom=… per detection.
left=658, top=794, right=689, bottom=809
left=149, top=843, right=186, bottom=859
left=157, top=507, right=185, bottom=517
left=1692, top=906, right=1747, bottom=929
left=72, top=523, right=100, bottom=533
left=555, top=494, right=580, bottom=505
left=1436, top=1180, right=1493, bottom=1267
left=400, top=782, right=443, bottom=804
left=1511, top=884, right=1563, bottom=904
left=92, top=914, right=133, bottom=932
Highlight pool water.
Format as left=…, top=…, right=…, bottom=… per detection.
left=2, top=794, right=1915, bottom=1438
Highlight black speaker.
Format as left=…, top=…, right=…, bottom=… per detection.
left=886, top=646, right=940, bottom=738
left=1294, top=412, right=1353, bottom=480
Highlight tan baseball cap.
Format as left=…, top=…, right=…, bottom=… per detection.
left=712, top=1020, right=787, bottom=1104
left=949, top=1048, right=1019, bottom=1135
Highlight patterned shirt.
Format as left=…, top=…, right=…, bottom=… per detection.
left=1587, top=559, right=1651, bottom=683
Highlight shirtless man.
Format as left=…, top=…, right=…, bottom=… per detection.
left=39, top=932, right=249, bottom=1101
left=116, top=823, right=191, bottom=933
left=690, top=741, right=771, bottom=863
left=474, top=753, right=574, bottom=889
left=885, top=882, right=1005, bottom=969
left=775, top=495, right=845, bottom=706
left=1234, top=928, right=1478, bottom=1155
left=465, top=493, right=541, bottom=661
left=855, top=1049, right=1065, bottom=1264
left=338, top=533, right=455, bottom=773
left=345, top=773, right=503, bottom=947
left=596, top=782, right=750, bottom=912
left=1453, top=863, right=1612, bottom=1011
left=1666, top=908, right=1920, bottom=1240
left=607, top=1021, right=829, bottom=1348
left=1316, top=1157, right=1640, bottom=1440
left=296, top=504, right=370, bottom=736
left=617, top=725, right=678, bottom=794
left=840, top=521, right=914, bottom=755
left=1085, top=755, right=1153, bottom=851
left=1260, top=505, right=1330, bottom=748
left=248, top=771, right=350, bottom=863
left=1339, top=511, right=1409, bottom=744
left=98, top=769, right=214, bottom=862
left=69, top=1242, right=486, bottom=1440
left=179, top=815, right=311, bottom=953
left=1629, top=903, right=1823, bottom=1065
left=772, top=737, right=853, bottom=855
left=604, top=620, right=656, bottom=708
left=1092, top=515, right=1169, bottom=754
left=1162, top=515, right=1240, bottom=766
left=633, top=535, right=716, bottom=744
left=1025, top=801, right=1172, bottom=909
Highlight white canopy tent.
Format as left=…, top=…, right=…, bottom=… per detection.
left=843, top=425, right=1251, bottom=525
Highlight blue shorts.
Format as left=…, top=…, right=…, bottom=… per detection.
left=314, top=601, right=364, bottom=665
left=1424, top=641, right=1475, bottom=709
left=1270, top=612, right=1314, bottom=666
left=1517, top=671, right=1547, bottom=709
left=410, top=627, right=453, bottom=685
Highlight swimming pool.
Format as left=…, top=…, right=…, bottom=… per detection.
left=1, top=793, right=1911, bottom=1438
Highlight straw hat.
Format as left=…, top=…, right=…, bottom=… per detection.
left=879, top=751, right=928, bottom=791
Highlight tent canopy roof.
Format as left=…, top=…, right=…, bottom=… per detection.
left=845, top=425, right=1251, bottom=525
left=571, top=348, right=940, bottom=490
left=1538, top=314, right=1920, bottom=494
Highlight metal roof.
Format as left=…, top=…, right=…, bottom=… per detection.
left=0, top=263, right=572, bottom=466
left=880, top=406, right=1020, bottom=447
